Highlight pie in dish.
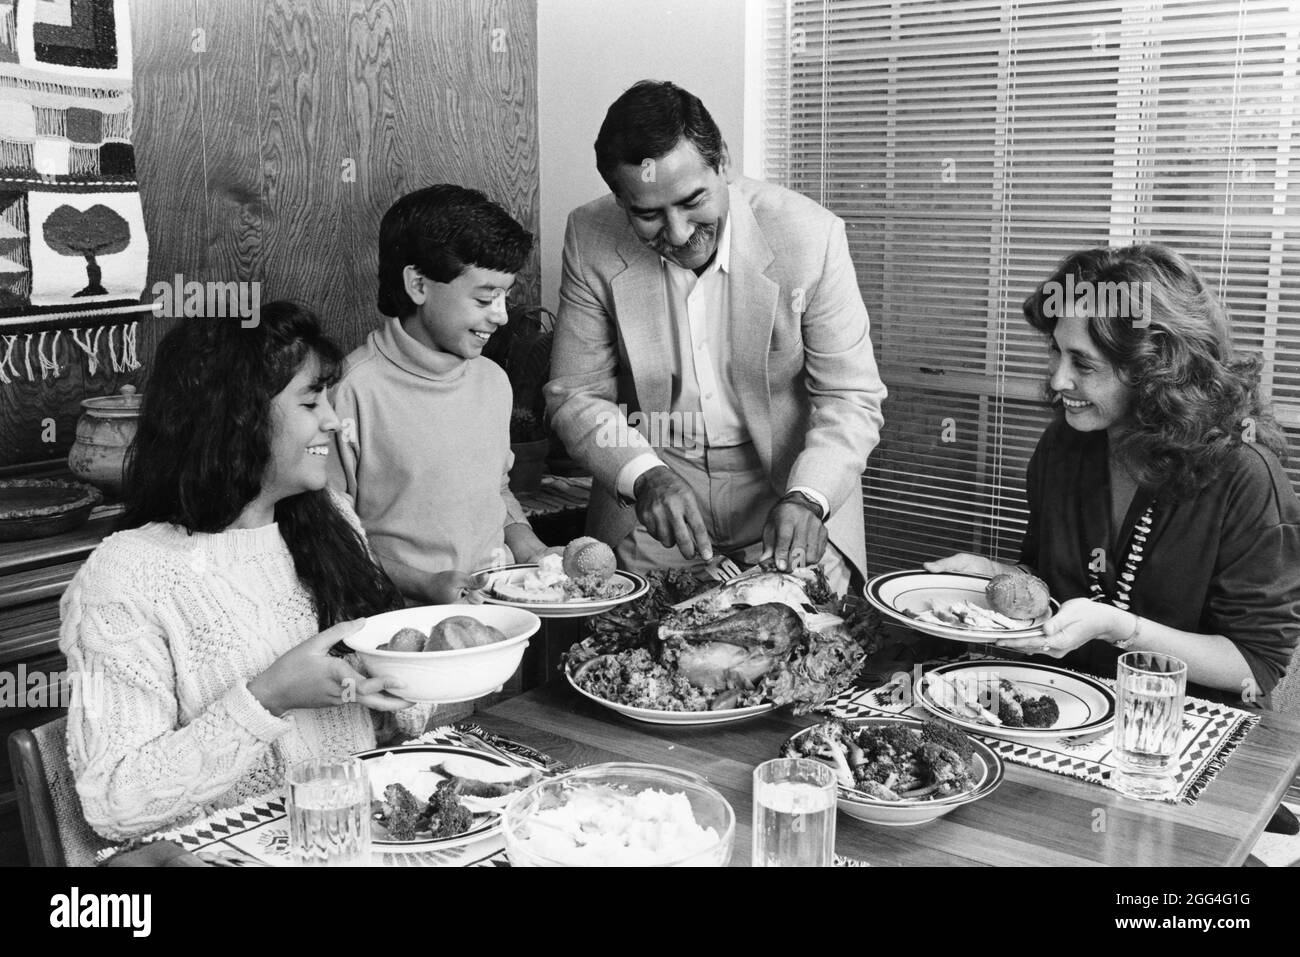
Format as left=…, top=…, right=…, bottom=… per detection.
left=0, top=478, right=102, bottom=541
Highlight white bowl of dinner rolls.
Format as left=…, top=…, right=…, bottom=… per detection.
left=345, top=605, right=540, bottom=703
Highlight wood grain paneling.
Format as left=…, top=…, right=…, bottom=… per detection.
left=2, top=0, right=538, bottom=468
left=133, top=0, right=540, bottom=354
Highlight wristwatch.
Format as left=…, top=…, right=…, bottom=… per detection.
left=780, top=490, right=825, bottom=521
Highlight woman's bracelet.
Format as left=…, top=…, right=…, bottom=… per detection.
left=1114, top=612, right=1142, bottom=650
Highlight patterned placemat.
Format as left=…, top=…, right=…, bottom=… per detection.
left=818, top=658, right=1260, bottom=805
left=146, top=725, right=559, bottom=867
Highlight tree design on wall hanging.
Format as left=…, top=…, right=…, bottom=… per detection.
left=0, top=0, right=150, bottom=381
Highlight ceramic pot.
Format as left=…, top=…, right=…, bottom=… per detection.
left=68, top=385, right=141, bottom=497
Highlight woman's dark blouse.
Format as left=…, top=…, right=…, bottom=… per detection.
left=1018, top=418, right=1300, bottom=706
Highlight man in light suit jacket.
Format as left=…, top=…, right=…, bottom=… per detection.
left=545, top=81, right=886, bottom=590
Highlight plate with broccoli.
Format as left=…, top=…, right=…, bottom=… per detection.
left=356, top=745, right=541, bottom=852
left=916, top=661, right=1116, bottom=743
left=782, top=717, right=1004, bottom=826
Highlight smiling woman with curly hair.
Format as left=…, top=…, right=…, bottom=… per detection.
left=928, top=244, right=1300, bottom=708
left=1025, top=244, right=1288, bottom=497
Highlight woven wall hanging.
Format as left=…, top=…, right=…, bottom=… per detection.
left=0, top=0, right=148, bottom=379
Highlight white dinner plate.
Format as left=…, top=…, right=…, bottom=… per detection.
left=477, top=563, right=650, bottom=619
left=864, top=570, right=1058, bottom=642
left=356, top=744, right=525, bottom=852
left=916, top=661, right=1116, bottom=743
left=565, top=659, right=775, bottom=726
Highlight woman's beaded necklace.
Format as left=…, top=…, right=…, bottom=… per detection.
left=1088, top=502, right=1154, bottom=611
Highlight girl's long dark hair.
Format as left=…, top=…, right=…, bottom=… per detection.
left=122, top=301, right=403, bottom=627
left=1023, top=243, right=1287, bottom=498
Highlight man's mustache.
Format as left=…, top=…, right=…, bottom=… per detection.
left=651, top=223, right=716, bottom=257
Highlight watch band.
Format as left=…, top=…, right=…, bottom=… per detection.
left=1114, top=612, right=1142, bottom=650
left=780, top=490, right=825, bottom=521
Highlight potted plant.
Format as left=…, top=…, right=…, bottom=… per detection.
left=482, top=304, right=555, bottom=492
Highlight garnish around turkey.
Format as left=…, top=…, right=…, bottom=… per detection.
left=565, top=567, right=885, bottom=713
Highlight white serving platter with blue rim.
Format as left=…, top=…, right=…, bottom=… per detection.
left=356, top=744, right=525, bottom=852
left=864, top=570, right=1059, bottom=642
left=477, top=563, right=650, bottom=619
left=916, top=660, right=1117, bottom=744
left=781, top=716, right=1005, bottom=826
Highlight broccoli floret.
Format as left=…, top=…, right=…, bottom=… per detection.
left=997, top=698, right=1026, bottom=727
left=379, top=783, right=424, bottom=841
left=855, top=755, right=898, bottom=786
left=1021, top=695, right=1060, bottom=729
left=919, top=719, right=974, bottom=762
left=916, top=742, right=971, bottom=793
left=798, top=721, right=856, bottom=788
left=425, top=780, right=473, bottom=839
left=859, top=724, right=921, bottom=762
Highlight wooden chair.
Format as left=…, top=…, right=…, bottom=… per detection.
left=7, top=716, right=113, bottom=867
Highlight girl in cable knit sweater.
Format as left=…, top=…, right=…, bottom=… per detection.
left=60, top=302, right=413, bottom=841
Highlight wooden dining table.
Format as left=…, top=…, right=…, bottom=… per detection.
left=474, top=678, right=1300, bottom=867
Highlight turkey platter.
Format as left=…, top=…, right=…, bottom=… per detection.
left=564, top=567, right=884, bottom=716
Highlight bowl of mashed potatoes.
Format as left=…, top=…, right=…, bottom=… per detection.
left=502, top=763, right=735, bottom=866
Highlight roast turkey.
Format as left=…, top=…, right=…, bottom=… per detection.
left=697, top=572, right=816, bottom=620
left=658, top=602, right=804, bottom=690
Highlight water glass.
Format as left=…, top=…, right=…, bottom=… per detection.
left=752, top=758, right=837, bottom=867
left=1112, top=652, right=1188, bottom=800
left=286, top=757, right=373, bottom=866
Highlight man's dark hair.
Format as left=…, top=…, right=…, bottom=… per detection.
left=376, top=184, right=533, bottom=317
left=594, top=80, right=725, bottom=195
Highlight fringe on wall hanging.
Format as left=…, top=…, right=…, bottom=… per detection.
left=0, top=320, right=138, bottom=385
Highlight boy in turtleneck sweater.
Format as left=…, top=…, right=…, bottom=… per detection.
left=329, top=185, right=551, bottom=605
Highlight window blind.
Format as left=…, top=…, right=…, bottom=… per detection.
left=763, top=0, right=1300, bottom=575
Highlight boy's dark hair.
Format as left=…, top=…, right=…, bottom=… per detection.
left=376, top=184, right=533, bottom=317
left=594, top=80, right=725, bottom=196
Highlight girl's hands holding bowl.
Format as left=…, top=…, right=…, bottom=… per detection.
left=996, top=597, right=1130, bottom=657
left=248, top=620, right=411, bottom=716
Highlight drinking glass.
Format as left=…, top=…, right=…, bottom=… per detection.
left=1112, top=652, right=1188, bottom=800
left=286, top=757, right=373, bottom=866
left=751, top=758, right=836, bottom=867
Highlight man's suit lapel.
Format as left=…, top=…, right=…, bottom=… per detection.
left=727, top=185, right=780, bottom=463
left=612, top=233, right=672, bottom=419
left=606, top=183, right=781, bottom=446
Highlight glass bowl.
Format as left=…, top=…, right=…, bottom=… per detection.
left=502, top=763, right=735, bottom=866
